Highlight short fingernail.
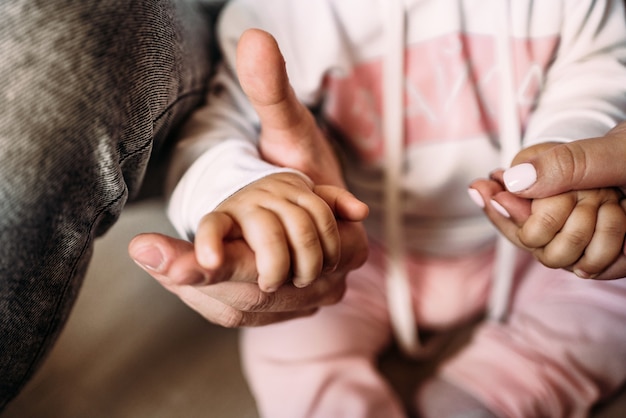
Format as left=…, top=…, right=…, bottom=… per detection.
left=503, top=163, right=537, bottom=193
left=260, top=282, right=278, bottom=292
left=293, top=278, right=312, bottom=289
left=467, top=188, right=485, bottom=208
left=132, top=245, right=164, bottom=272
left=490, top=200, right=511, bottom=218
left=574, top=269, right=596, bottom=280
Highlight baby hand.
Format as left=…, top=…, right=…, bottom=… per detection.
left=517, top=187, right=626, bottom=279
left=194, top=172, right=368, bottom=292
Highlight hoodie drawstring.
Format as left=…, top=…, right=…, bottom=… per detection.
left=489, top=0, right=521, bottom=322
left=381, top=0, right=421, bottom=355
left=381, top=0, right=521, bottom=355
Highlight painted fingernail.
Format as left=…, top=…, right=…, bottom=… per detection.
left=467, top=188, right=485, bottom=208
left=503, top=163, right=537, bottom=193
left=132, top=245, right=164, bottom=272
left=490, top=200, right=511, bottom=218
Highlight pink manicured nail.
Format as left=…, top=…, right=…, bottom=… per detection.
left=503, top=163, right=537, bottom=193
left=467, top=188, right=485, bottom=208
left=490, top=200, right=511, bottom=218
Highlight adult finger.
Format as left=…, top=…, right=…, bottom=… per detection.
left=468, top=178, right=529, bottom=249
left=198, top=271, right=347, bottom=314
left=165, top=283, right=320, bottom=328
left=470, top=176, right=531, bottom=224
left=486, top=169, right=532, bottom=222
left=503, top=129, right=626, bottom=198
left=236, top=28, right=312, bottom=140
left=129, top=232, right=209, bottom=286
left=236, top=28, right=344, bottom=187
left=129, top=232, right=258, bottom=286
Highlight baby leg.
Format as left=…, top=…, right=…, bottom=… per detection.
left=440, top=251, right=626, bottom=417
left=241, top=256, right=405, bottom=418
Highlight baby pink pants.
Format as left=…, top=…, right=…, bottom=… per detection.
left=241, top=243, right=626, bottom=417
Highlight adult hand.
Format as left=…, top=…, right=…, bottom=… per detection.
left=502, top=124, right=626, bottom=197
left=128, top=218, right=367, bottom=327
left=470, top=126, right=626, bottom=280
left=128, top=29, right=369, bottom=327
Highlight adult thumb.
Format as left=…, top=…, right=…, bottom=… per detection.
left=503, top=126, right=626, bottom=198
left=236, top=29, right=344, bottom=187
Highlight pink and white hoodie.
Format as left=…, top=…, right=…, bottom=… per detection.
left=167, top=0, right=626, bottom=352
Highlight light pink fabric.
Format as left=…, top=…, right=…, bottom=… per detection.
left=442, top=259, right=626, bottom=417
left=241, top=243, right=626, bottom=417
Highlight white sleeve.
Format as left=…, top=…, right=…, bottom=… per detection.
left=523, top=0, right=626, bottom=146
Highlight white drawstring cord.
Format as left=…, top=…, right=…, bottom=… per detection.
left=489, top=0, right=520, bottom=322
left=381, top=0, right=421, bottom=355
left=381, top=0, right=518, bottom=348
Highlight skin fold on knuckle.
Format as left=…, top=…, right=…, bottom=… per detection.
left=292, top=254, right=322, bottom=288
left=598, top=201, right=626, bottom=234
left=597, top=217, right=626, bottom=241
left=285, top=217, right=323, bottom=273
left=563, top=229, right=591, bottom=252
left=240, top=289, right=277, bottom=312
left=519, top=212, right=562, bottom=248
left=550, top=142, right=585, bottom=187
left=576, top=256, right=615, bottom=277
left=238, top=214, right=288, bottom=281
left=319, top=215, right=340, bottom=245
left=311, top=205, right=341, bottom=261
left=291, top=216, right=322, bottom=250
left=539, top=236, right=586, bottom=269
